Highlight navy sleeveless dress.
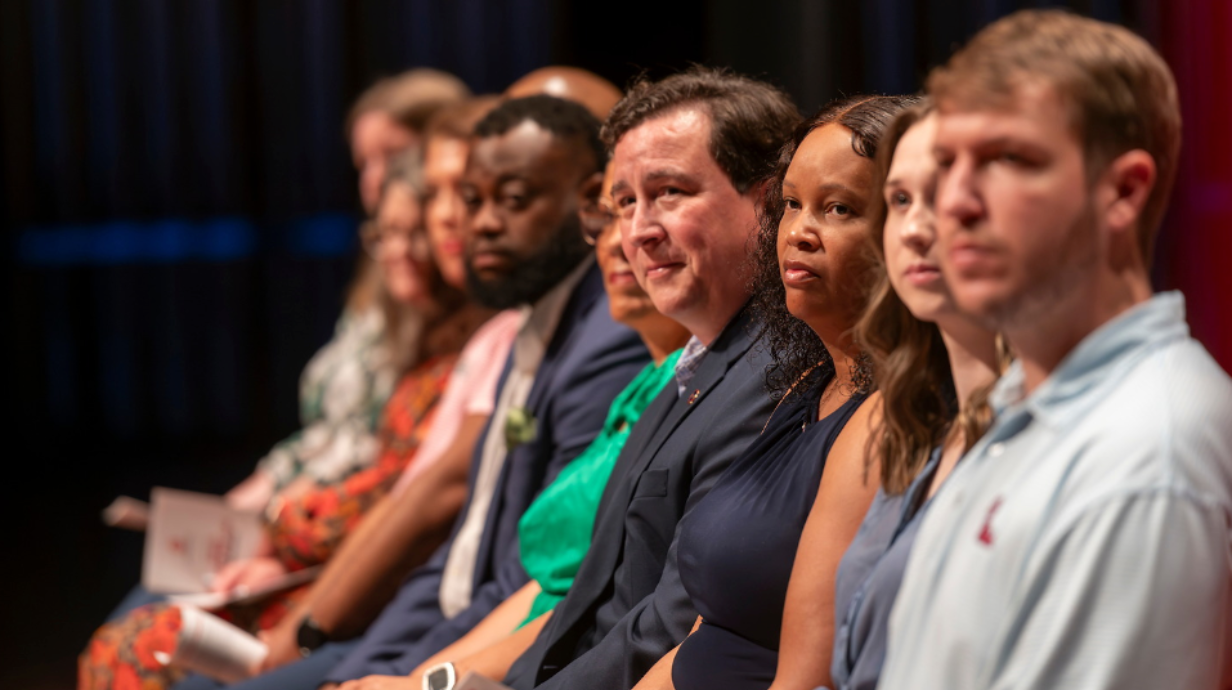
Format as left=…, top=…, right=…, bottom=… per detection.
left=673, top=372, right=870, bottom=690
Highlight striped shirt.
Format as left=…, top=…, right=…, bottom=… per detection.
left=674, top=336, right=709, bottom=398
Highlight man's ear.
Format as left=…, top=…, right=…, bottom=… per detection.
left=743, top=177, right=770, bottom=208
left=578, top=170, right=605, bottom=208
left=1101, top=149, right=1156, bottom=236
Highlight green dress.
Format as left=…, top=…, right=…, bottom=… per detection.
left=516, top=350, right=682, bottom=625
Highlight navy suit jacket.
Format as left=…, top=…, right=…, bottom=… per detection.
left=504, top=303, right=777, bottom=690
left=325, top=263, right=650, bottom=683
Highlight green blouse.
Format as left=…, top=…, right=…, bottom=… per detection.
left=516, top=350, right=682, bottom=626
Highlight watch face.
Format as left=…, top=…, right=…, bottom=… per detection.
left=426, top=667, right=453, bottom=690
left=296, top=618, right=328, bottom=654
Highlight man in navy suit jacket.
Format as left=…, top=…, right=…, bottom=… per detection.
left=504, top=68, right=800, bottom=690
left=180, top=96, right=649, bottom=690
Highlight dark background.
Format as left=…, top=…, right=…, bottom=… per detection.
left=4, top=1, right=1228, bottom=687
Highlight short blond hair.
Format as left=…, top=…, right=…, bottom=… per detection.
left=423, top=95, right=502, bottom=142
left=928, top=9, right=1181, bottom=263
left=346, top=68, right=471, bottom=137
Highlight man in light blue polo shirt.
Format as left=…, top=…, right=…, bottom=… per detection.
left=882, top=10, right=1232, bottom=690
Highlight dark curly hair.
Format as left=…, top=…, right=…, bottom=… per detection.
left=474, top=94, right=607, bottom=172
left=601, top=65, right=800, bottom=193
left=750, top=94, right=923, bottom=400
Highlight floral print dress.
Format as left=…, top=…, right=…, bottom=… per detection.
left=257, top=307, right=399, bottom=492
left=79, top=353, right=456, bottom=690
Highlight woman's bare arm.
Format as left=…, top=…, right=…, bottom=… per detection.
left=225, top=469, right=278, bottom=512
left=770, top=394, right=882, bottom=690
left=306, top=413, right=484, bottom=635
left=260, top=413, right=486, bottom=668
left=414, top=580, right=543, bottom=670
left=408, top=601, right=551, bottom=688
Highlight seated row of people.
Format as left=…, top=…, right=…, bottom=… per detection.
left=225, top=68, right=473, bottom=516
left=83, top=82, right=513, bottom=690
left=83, top=67, right=643, bottom=689
left=85, top=8, right=1232, bottom=690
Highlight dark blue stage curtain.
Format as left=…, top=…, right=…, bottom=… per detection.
left=5, top=0, right=552, bottom=443
left=16, top=0, right=1205, bottom=450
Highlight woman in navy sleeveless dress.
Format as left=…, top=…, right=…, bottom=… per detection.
left=634, top=95, right=922, bottom=690
left=674, top=372, right=868, bottom=689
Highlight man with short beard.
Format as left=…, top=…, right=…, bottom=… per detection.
left=882, top=10, right=1232, bottom=690
left=213, top=95, right=650, bottom=690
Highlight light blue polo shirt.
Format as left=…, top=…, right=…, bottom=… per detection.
left=881, top=292, right=1232, bottom=690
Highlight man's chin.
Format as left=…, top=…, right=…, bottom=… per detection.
left=644, top=290, right=695, bottom=327
left=468, top=266, right=509, bottom=284
left=469, top=280, right=519, bottom=310
left=467, top=271, right=553, bottom=311
left=953, top=286, right=1016, bottom=331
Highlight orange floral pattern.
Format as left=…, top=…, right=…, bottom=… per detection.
left=79, top=354, right=455, bottom=690
left=79, top=605, right=184, bottom=690
left=269, top=354, right=456, bottom=571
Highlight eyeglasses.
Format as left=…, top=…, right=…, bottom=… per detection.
left=579, top=201, right=618, bottom=246
left=361, top=221, right=431, bottom=261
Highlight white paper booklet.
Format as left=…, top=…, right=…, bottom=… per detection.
left=456, top=671, right=514, bottom=690
left=142, top=487, right=264, bottom=594
left=166, top=565, right=321, bottom=609
left=156, top=605, right=268, bottom=683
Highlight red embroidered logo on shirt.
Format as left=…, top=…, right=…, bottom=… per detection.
left=977, top=497, right=1003, bottom=546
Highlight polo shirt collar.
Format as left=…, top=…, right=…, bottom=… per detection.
left=990, top=291, right=1189, bottom=429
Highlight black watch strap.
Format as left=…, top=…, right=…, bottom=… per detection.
left=295, top=616, right=330, bottom=657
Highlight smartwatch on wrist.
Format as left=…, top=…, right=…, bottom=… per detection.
left=295, top=616, right=330, bottom=658
left=423, top=661, right=457, bottom=690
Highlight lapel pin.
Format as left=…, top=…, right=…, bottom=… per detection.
left=687, top=389, right=701, bottom=405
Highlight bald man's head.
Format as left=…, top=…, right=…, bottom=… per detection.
left=506, top=66, right=622, bottom=119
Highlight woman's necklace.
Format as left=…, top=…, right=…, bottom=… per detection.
left=808, top=372, right=854, bottom=431
left=760, top=359, right=857, bottom=435
left=761, top=362, right=820, bottom=435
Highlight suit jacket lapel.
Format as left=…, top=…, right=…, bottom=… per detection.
left=520, top=263, right=603, bottom=417
left=609, top=303, right=759, bottom=497
left=591, top=381, right=676, bottom=516
left=562, top=302, right=761, bottom=623
left=475, top=263, right=603, bottom=585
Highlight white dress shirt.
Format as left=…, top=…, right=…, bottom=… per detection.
left=439, top=258, right=593, bottom=618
